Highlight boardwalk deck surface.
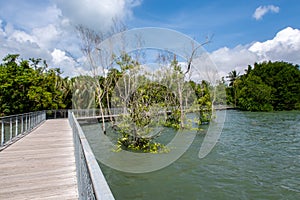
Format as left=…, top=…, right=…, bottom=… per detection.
left=0, top=119, right=78, bottom=200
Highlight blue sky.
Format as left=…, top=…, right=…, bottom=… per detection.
left=130, top=0, right=300, bottom=50
left=0, top=0, right=299, bottom=77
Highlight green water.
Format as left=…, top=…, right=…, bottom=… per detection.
left=81, top=110, right=300, bottom=200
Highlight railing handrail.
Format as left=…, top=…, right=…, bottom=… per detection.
left=69, top=111, right=115, bottom=200
left=0, top=110, right=46, bottom=120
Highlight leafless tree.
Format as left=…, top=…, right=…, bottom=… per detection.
left=76, top=20, right=126, bottom=134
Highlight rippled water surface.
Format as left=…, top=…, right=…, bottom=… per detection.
left=81, top=110, right=300, bottom=200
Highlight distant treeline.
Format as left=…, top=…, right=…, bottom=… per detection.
left=1, top=54, right=299, bottom=116
left=226, top=61, right=300, bottom=111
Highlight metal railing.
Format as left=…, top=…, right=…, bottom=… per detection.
left=71, top=108, right=124, bottom=119
left=0, top=111, right=46, bottom=148
left=69, top=111, right=115, bottom=200
left=71, top=105, right=232, bottom=119
left=46, top=109, right=68, bottom=119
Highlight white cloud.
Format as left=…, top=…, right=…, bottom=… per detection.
left=0, top=19, right=79, bottom=77
left=53, top=0, right=141, bottom=32
left=253, top=5, right=279, bottom=20
left=249, top=27, right=300, bottom=63
left=8, top=24, right=61, bottom=49
left=51, top=48, right=80, bottom=77
left=32, top=24, right=61, bottom=48
left=0, top=1, right=142, bottom=77
left=10, top=30, right=36, bottom=43
left=209, top=27, right=300, bottom=77
left=209, top=46, right=259, bottom=77
left=51, top=48, right=70, bottom=65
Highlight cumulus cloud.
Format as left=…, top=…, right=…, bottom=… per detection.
left=32, top=24, right=61, bottom=48
left=209, top=46, right=259, bottom=77
left=0, top=0, right=142, bottom=77
left=51, top=48, right=80, bottom=77
left=249, top=27, right=300, bottom=64
left=10, top=30, right=36, bottom=43
left=53, top=0, right=141, bottom=32
left=51, top=48, right=72, bottom=65
left=7, top=24, right=61, bottom=48
left=252, top=5, right=279, bottom=20
left=209, top=27, right=300, bottom=77
left=0, top=19, right=78, bottom=77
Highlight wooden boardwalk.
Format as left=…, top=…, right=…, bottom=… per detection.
left=0, top=119, right=78, bottom=200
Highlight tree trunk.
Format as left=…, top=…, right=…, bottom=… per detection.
left=106, top=91, right=113, bottom=122
left=99, top=101, right=106, bottom=134
left=178, top=81, right=184, bottom=128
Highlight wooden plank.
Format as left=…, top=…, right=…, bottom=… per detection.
left=1, top=166, right=76, bottom=180
left=0, top=119, right=78, bottom=200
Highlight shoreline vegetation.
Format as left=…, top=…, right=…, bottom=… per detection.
left=1, top=54, right=299, bottom=153
left=1, top=54, right=299, bottom=116
left=226, top=61, right=300, bottom=111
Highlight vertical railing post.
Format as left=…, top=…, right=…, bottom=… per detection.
left=32, top=113, right=34, bottom=128
left=21, top=115, right=24, bottom=134
left=24, top=114, right=26, bottom=132
left=15, top=116, right=18, bottom=137
left=25, top=114, right=28, bottom=132
left=1, top=120, right=4, bottom=146
left=29, top=113, right=31, bottom=130
left=31, top=113, right=33, bottom=128
left=9, top=118, right=12, bottom=140
left=35, top=112, right=37, bottom=126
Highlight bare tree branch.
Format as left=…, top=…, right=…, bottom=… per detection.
left=184, top=35, right=213, bottom=75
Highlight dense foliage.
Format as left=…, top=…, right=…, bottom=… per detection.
left=227, top=61, right=300, bottom=111
left=0, top=54, right=72, bottom=116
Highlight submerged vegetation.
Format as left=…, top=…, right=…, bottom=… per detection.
left=110, top=53, right=216, bottom=153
